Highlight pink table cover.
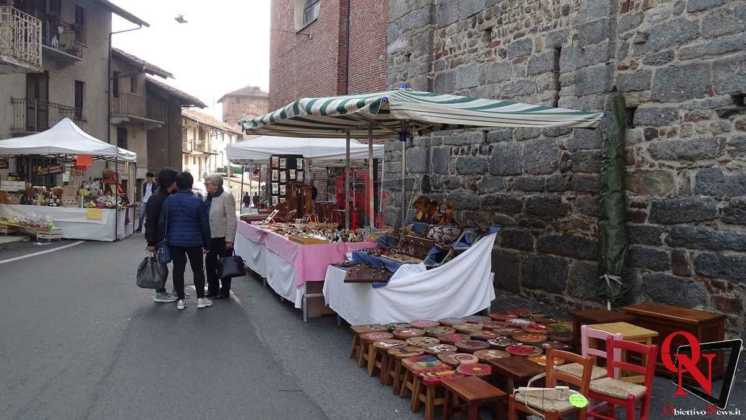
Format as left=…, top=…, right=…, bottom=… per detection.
left=237, top=221, right=375, bottom=287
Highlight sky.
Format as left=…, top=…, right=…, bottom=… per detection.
left=111, top=0, right=270, bottom=119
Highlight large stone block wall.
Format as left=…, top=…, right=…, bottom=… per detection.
left=385, top=0, right=746, bottom=333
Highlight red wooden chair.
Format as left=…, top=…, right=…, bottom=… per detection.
left=587, top=336, right=658, bottom=420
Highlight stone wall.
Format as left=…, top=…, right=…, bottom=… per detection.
left=385, top=0, right=746, bottom=334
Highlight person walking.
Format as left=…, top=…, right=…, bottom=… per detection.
left=136, top=172, right=157, bottom=232
left=161, top=172, right=212, bottom=310
left=145, top=168, right=178, bottom=303
left=242, top=192, right=251, bottom=209
left=204, top=175, right=238, bottom=299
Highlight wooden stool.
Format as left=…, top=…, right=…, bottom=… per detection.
left=371, top=339, right=405, bottom=381
left=416, top=369, right=458, bottom=420
left=442, top=376, right=506, bottom=420
left=388, top=346, right=424, bottom=394
left=456, top=339, right=491, bottom=353
left=400, top=355, right=443, bottom=402
left=358, top=332, right=393, bottom=370
left=350, top=324, right=387, bottom=360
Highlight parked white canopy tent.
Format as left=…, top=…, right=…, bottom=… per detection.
left=0, top=118, right=136, bottom=161
left=226, top=136, right=384, bottom=163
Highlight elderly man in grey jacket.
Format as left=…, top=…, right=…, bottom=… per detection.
left=204, top=174, right=238, bottom=299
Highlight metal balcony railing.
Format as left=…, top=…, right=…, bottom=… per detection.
left=0, top=6, right=42, bottom=72
left=42, top=26, right=84, bottom=61
left=10, top=97, right=78, bottom=133
left=111, top=92, right=146, bottom=118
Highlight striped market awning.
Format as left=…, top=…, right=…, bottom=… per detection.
left=240, top=89, right=604, bottom=138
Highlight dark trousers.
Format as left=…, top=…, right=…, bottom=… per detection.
left=171, top=246, right=205, bottom=300
left=206, top=237, right=232, bottom=295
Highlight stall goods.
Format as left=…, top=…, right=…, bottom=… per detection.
left=438, top=352, right=479, bottom=366
left=488, top=337, right=517, bottom=349
left=456, top=363, right=492, bottom=377
left=471, top=330, right=498, bottom=341
left=360, top=324, right=390, bottom=332
left=489, top=313, right=517, bottom=322
left=410, top=320, right=440, bottom=329
left=439, top=318, right=467, bottom=326
left=420, top=368, right=458, bottom=385
left=491, top=327, right=521, bottom=336
left=548, top=332, right=574, bottom=343
left=455, top=340, right=491, bottom=353
left=473, top=349, right=511, bottom=363
left=541, top=341, right=571, bottom=351
left=406, top=336, right=440, bottom=348
left=481, top=320, right=505, bottom=331
left=512, top=333, right=548, bottom=345
left=528, top=355, right=566, bottom=367
left=522, top=324, right=549, bottom=334
left=393, top=328, right=425, bottom=339
left=506, top=344, right=542, bottom=357
left=425, top=326, right=455, bottom=337
left=437, top=333, right=470, bottom=344
left=386, top=323, right=411, bottom=331
left=360, top=332, right=393, bottom=342
left=403, top=354, right=443, bottom=370
left=374, top=339, right=406, bottom=350
left=454, top=324, right=483, bottom=334
left=424, top=344, right=458, bottom=355
left=463, top=315, right=490, bottom=324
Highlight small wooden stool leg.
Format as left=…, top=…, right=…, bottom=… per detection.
left=443, top=390, right=452, bottom=420
left=424, top=384, right=435, bottom=420
left=357, top=341, right=367, bottom=367
left=467, top=402, right=479, bottom=420
left=392, top=360, right=403, bottom=395
left=379, top=353, right=389, bottom=385
left=367, top=346, right=377, bottom=376
left=350, top=334, right=358, bottom=359
left=400, top=369, right=411, bottom=398
left=411, top=376, right=422, bottom=412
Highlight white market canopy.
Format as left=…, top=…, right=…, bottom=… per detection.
left=0, top=118, right=136, bottom=161
left=227, top=136, right=384, bottom=163
left=240, top=89, right=604, bottom=138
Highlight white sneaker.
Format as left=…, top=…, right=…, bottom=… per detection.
left=176, top=299, right=186, bottom=310
left=197, top=298, right=213, bottom=309
left=154, top=291, right=178, bottom=303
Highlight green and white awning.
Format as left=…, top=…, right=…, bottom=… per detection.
left=240, top=89, right=603, bottom=138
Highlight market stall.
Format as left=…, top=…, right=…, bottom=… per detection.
left=322, top=232, right=497, bottom=325
left=234, top=220, right=376, bottom=321
left=0, top=118, right=137, bottom=242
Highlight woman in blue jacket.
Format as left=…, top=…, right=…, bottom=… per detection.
left=160, top=172, right=212, bottom=310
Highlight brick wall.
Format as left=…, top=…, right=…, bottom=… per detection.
left=348, top=0, right=389, bottom=93
left=385, top=0, right=746, bottom=334
left=222, top=95, right=269, bottom=126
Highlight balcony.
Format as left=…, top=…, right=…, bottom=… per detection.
left=0, top=6, right=42, bottom=73
left=10, top=97, right=80, bottom=134
left=42, top=26, right=84, bottom=64
left=111, top=92, right=163, bottom=129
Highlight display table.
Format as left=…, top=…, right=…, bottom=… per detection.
left=0, top=204, right=134, bottom=242
left=323, top=233, right=497, bottom=325
left=233, top=221, right=375, bottom=320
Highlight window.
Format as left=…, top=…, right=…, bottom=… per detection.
left=74, top=80, right=84, bottom=120
left=112, top=71, right=119, bottom=98
left=74, top=5, right=85, bottom=43
left=116, top=127, right=128, bottom=149
left=303, top=0, right=320, bottom=27
left=130, top=75, right=137, bottom=94
left=48, top=0, right=61, bottom=16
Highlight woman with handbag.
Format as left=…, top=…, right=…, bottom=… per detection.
left=161, top=172, right=212, bottom=310
left=204, top=174, right=238, bottom=299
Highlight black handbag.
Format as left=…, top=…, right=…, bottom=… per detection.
left=136, top=256, right=168, bottom=289
left=221, top=255, right=246, bottom=278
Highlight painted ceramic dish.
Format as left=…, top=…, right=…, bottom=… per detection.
left=481, top=320, right=505, bottom=330
left=471, top=330, right=498, bottom=340
left=512, top=333, right=548, bottom=344
left=425, top=343, right=458, bottom=354
left=360, top=332, right=394, bottom=342
left=454, top=324, right=483, bottom=334
left=406, top=336, right=440, bottom=348
left=506, top=344, right=542, bottom=357
left=491, top=327, right=521, bottom=336
left=403, top=354, right=443, bottom=371
left=456, top=363, right=492, bottom=376
left=393, top=328, right=425, bottom=339
left=358, top=324, right=389, bottom=332
left=439, top=318, right=467, bottom=326
left=425, top=326, right=455, bottom=337
left=455, top=339, right=491, bottom=353
left=473, top=349, right=511, bottom=363
left=529, top=355, right=565, bottom=367
left=386, top=322, right=411, bottom=331
left=388, top=345, right=425, bottom=358
left=438, top=352, right=479, bottom=366
left=488, top=336, right=517, bottom=348
left=523, top=324, right=549, bottom=334
left=410, top=320, right=440, bottom=329
left=374, top=339, right=407, bottom=350
left=437, top=333, right=470, bottom=344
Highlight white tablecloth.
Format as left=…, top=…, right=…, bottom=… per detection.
left=234, top=231, right=304, bottom=308
left=0, top=204, right=134, bottom=242
left=323, top=233, right=497, bottom=325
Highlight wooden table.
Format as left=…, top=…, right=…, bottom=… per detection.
left=589, top=321, right=658, bottom=383
left=572, top=309, right=635, bottom=351
left=486, top=357, right=544, bottom=394
left=442, top=376, right=506, bottom=420
left=624, top=302, right=726, bottom=377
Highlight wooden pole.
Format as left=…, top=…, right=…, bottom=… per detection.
left=368, top=124, right=374, bottom=229
left=345, top=131, right=351, bottom=230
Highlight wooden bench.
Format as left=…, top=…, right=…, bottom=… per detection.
left=441, top=376, right=506, bottom=420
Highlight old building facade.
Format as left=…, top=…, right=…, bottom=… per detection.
left=182, top=109, right=243, bottom=183
left=218, top=85, right=269, bottom=127
left=269, top=0, right=389, bottom=108
left=383, top=0, right=746, bottom=333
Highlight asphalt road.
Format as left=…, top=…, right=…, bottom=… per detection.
left=0, top=235, right=743, bottom=420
